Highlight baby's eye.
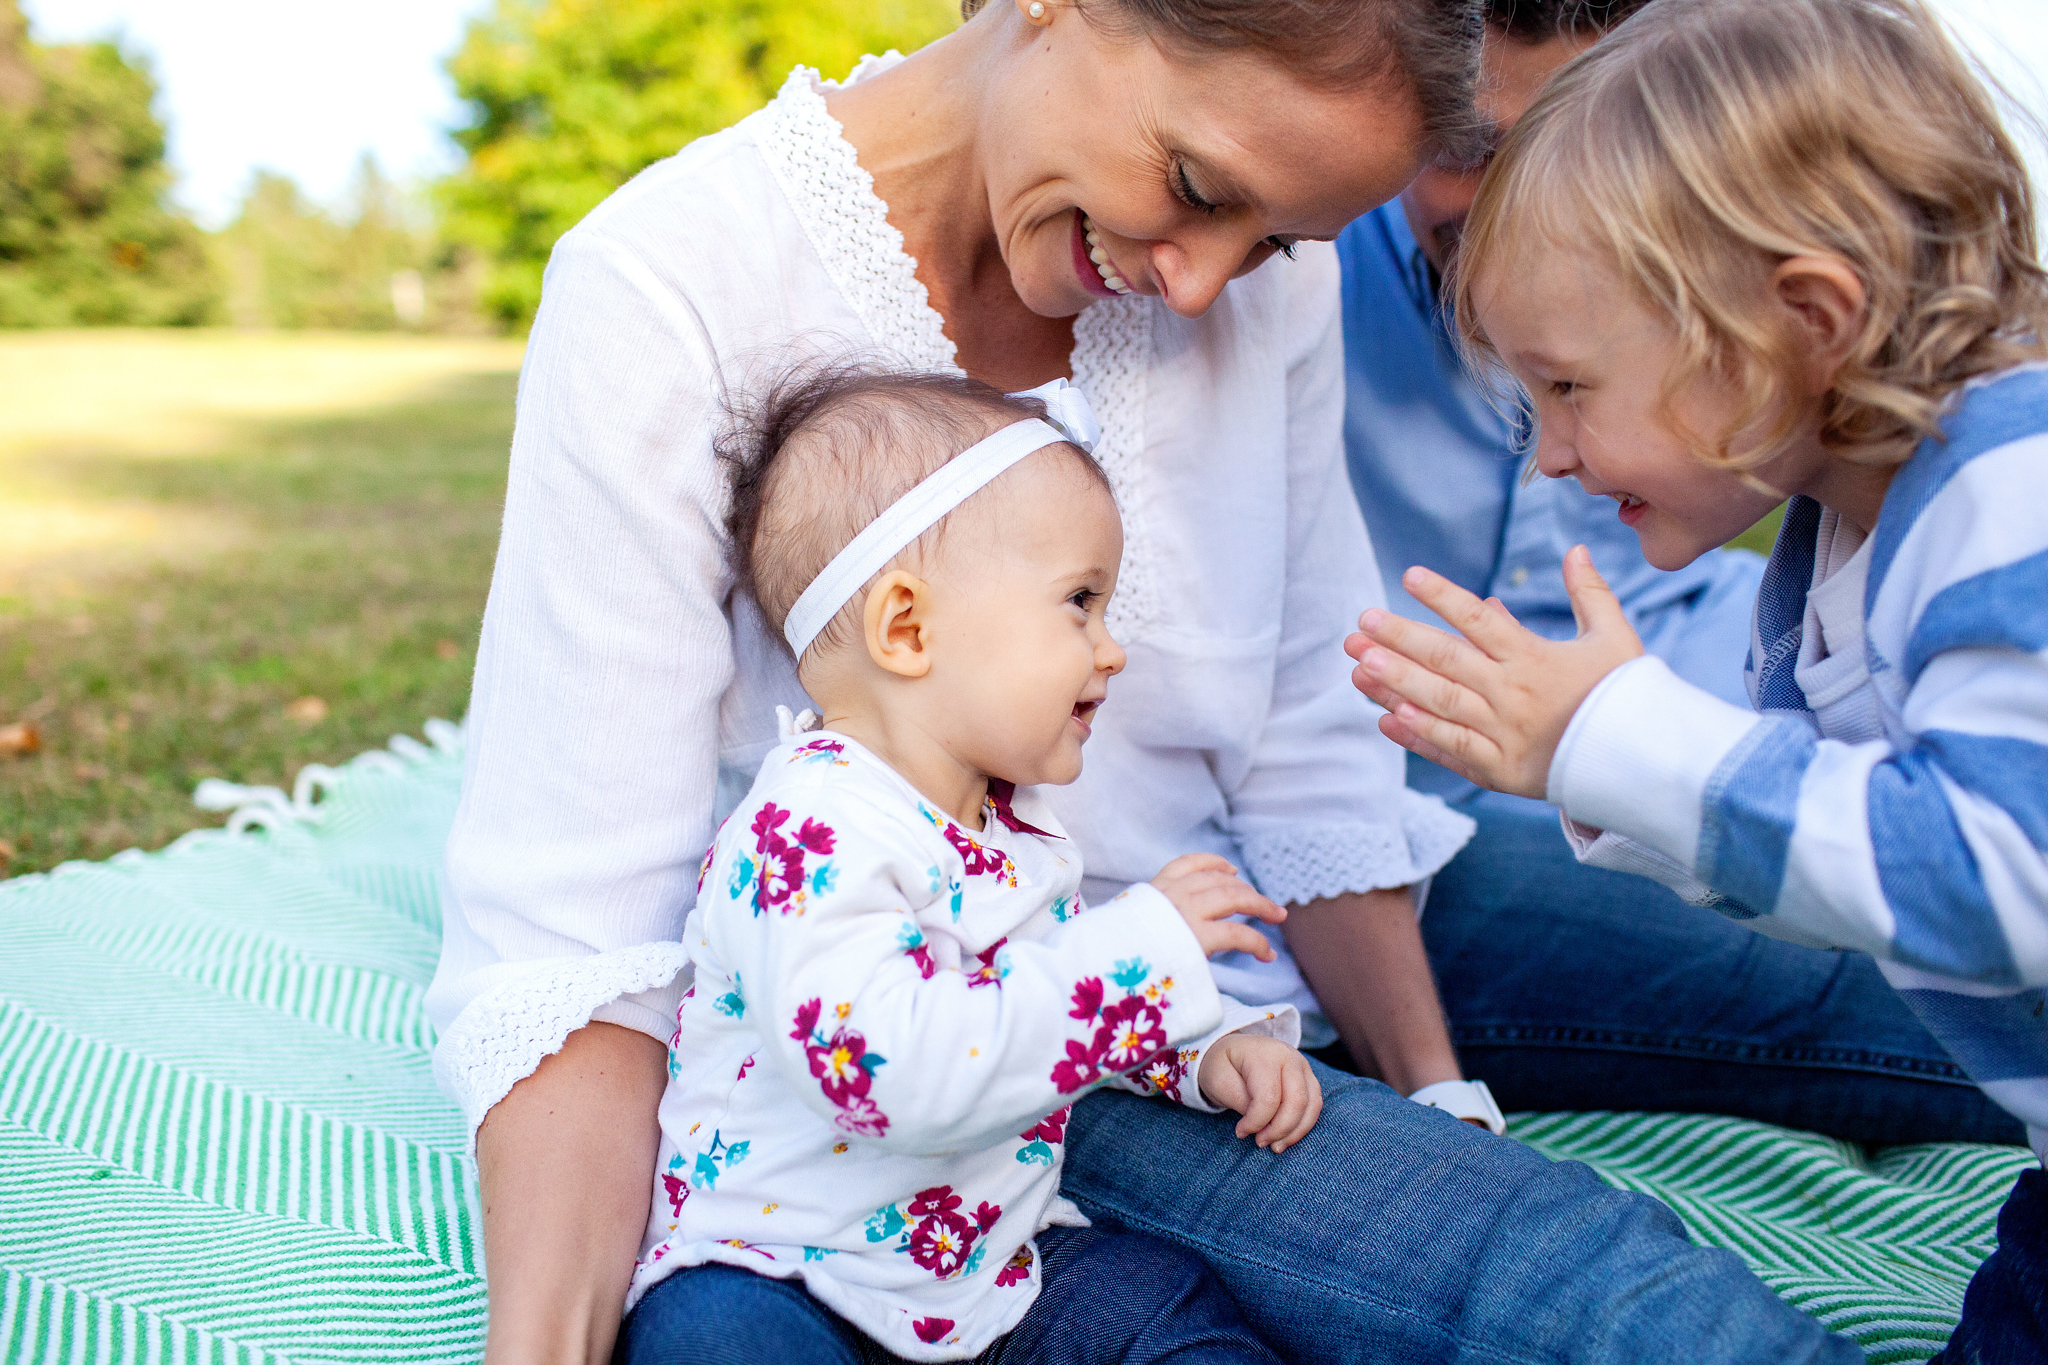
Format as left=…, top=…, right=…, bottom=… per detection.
left=1068, top=588, right=1102, bottom=612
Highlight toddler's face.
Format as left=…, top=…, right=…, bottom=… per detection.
left=919, top=456, right=1127, bottom=788
left=1473, top=249, right=1820, bottom=570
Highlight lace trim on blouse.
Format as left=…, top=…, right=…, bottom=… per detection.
left=1238, top=791, right=1477, bottom=907
left=756, top=62, right=1160, bottom=639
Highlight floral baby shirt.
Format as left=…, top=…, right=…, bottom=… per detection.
left=627, top=729, right=1298, bottom=1359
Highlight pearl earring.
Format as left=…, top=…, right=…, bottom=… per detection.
left=1028, top=2, right=1045, bottom=17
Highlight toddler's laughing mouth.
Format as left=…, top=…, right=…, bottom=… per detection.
left=1071, top=699, right=1101, bottom=735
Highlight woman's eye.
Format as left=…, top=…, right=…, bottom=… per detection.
left=1264, top=236, right=1298, bottom=261
left=1172, top=160, right=1221, bottom=215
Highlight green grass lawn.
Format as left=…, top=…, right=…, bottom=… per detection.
left=0, top=330, right=524, bottom=877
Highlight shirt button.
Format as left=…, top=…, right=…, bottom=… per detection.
left=1507, top=567, right=1530, bottom=588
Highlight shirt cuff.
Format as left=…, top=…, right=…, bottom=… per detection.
left=1237, top=791, right=1475, bottom=907
left=1546, top=655, right=1761, bottom=872
left=431, top=942, right=693, bottom=1152
left=1559, top=816, right=1723, bottom=906
left=1124, top=997, right=1302, bottom=1114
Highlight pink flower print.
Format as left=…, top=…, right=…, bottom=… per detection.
left=1135, top=1047, right=1189, bottom=1104
left=913, top=1317, right=955, bottom=1345
left=736, top=1053, right=755, bottom=1082
left=905, top=1186, right=1000, bottom=1279
left=965, top=939, right=1007, bottom=989
left=695, top=845, right=715, bottom=896
left=754, top=844, right=807, bottom=912
left=986, top=779, right=1060, bottom=838
left=792, top=817, right=835, bottom=856
left=662, top=1171, right=688, bottom=1216
left=942, top=821, right=1017, bottom=885
left=792, top=998, right=891, bottom=1137
left=995, top=1245, right=1034, bottom=1287
left=1068, top=978, right=1105, bottom=1023
left=791, top=737, right=847, bottom=765
left=1097, top=995, right=1168, bottom=1070
left=1020, top=1106, right=1070, bottom=1147
left=908, top=943, right=936, bottom=979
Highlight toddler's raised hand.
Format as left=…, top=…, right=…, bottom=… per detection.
left=1345, top=546, right=1644, bottom=799
left=1197, top=1034, right=1322, bottom=1152
left=1150, top=853, right=1285, bottom=962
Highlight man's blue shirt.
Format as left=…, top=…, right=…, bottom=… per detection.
left=1337, top=201, right=1763, bottom=796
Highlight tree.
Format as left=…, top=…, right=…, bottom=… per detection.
left=440, top=0, right=958, bottom=327
left=0, top=0, right=217, bottom=326
left=211, top=156, right=455, bottom=331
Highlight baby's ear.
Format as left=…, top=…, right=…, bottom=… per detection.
left=864, top=570, right=934, bottom=678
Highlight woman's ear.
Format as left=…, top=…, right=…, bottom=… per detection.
left=1773, top=255, right=1868, bottom=394
left=863, top=570, right=935, bottom=679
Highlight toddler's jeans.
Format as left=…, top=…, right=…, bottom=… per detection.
left=1932, top=1168, right=2048, bottom=1365
left=613, top=1223, right=1281, bottom=1365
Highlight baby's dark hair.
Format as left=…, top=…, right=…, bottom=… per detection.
left=719, top=361, right=1112, bottom=657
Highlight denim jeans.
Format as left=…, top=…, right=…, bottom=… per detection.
left=614, top=1224, right=1279, bottom=1365
left=1059, top=1063, right=1859, bottom=1364
left=1933, top=1169, right=2048, bottom=1365
left=1424, top=790, right=2023, bottom=1145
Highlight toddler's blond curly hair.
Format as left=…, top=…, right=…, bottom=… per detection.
left=1453, top=0, right=2048, bottom=471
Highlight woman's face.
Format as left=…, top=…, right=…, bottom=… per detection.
left=981, top=3, right=1430, bottom=321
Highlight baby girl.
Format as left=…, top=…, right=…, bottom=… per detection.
left=618, top=365, right=1318, bottom=1364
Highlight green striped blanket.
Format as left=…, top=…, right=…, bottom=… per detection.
left=0, top=728, right=2028, bottom=1363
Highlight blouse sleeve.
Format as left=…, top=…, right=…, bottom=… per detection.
left=424, top=226, right=736, bottom=1135
left=1226, top=244, right=1475, bottom=907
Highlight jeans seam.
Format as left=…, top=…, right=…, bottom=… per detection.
left=1449, top=1024, right=1975, bottom=1081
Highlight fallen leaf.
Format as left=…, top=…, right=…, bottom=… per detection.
left=0, top=839, right=14, bottom=868
left=285, top=695, right=329, bottom=724
left=0, top=722, right=40, bottom=757
left=435, top=638, right=460, bottom=660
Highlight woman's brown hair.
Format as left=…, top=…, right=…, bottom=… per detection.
left=961, top=0, right=1486, bottom=162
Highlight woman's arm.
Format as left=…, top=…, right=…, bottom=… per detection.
left=1281, top=887, right=1462, bottom=1095
left=477, top=1023, right=667, bottom=1365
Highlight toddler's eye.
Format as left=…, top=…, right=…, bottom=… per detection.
left=1549, top=380, right=1578, bottom=399
left=1069, top=588, right=1102, bottom=612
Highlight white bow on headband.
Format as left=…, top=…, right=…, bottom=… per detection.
left=780, top=378, right=1103, bottom=658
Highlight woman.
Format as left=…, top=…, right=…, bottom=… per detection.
left=425, top=2, right=1856, bottom=1361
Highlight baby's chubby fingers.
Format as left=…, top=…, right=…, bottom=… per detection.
left=1263, top=1059, right=1323, bottom=1153
left=1234, top=1066, right=1283, bottom=1142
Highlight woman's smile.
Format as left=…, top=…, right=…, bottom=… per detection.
left=1070, top=210, right=1130, bottom=299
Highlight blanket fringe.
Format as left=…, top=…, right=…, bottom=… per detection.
left=28, top=718, right=465, bottom=882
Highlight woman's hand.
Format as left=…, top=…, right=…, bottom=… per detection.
left=1151, top=853, right=1286, bottom=961
left=1197, top=1034, right=1323, bottom=1152
left=476, top=1022, right=668, bottom=1365
left=1344, top=546, right=1644, bottom=799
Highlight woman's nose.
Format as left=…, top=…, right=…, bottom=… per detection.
left=1147, top=238, right=1242, bottom=319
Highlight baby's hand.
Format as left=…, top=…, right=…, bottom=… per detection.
left=1150, top=853, right=1285, bottom=962
left=1345, top=546, right=1645, bottom=799
left=1197, top=1034, right=1322, bottom=1153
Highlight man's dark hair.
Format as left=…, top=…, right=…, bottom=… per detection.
left=1483, top=0, right=1652, bottom=41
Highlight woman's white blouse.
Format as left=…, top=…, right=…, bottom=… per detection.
left=425, top=61, right=1474, bottom=1134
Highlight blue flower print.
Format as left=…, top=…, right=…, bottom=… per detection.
left=809, top=862, right=838, bottom=897
left=1049, top=895, right=1074, bottom=922
left=1111, top=957, right=1151, bottom=990
left=728, top=853, right=756, bottom=904
left=713, top=973, right=745, bottom=1019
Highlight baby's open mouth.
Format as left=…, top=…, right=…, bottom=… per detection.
left=1072, top=700, right=1101, bottom=728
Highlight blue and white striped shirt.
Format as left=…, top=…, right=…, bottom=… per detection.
left=1549, top=364, right=2048, bottom=1159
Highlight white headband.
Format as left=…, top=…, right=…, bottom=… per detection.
left=781, top=378, right=1102, bottom=658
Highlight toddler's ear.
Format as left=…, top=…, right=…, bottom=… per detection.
left=864, top=570, right=935, bottom=678
left=1773, top=256, right=1868, bottom=394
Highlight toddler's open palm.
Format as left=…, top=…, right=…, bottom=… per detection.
left=1345, top=546, right=1644, bottom=799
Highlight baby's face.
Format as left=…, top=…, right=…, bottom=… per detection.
left=920, top=454, right=1127, bottom=788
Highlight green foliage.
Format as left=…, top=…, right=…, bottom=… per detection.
left=211, top=156, right=477, bottom=331
left=0, top=0, right=218, bottom=326
left=440, top=0, right=959, bottom=327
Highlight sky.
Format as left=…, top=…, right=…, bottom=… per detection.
left=19, top=0, right=2048, bottom=230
